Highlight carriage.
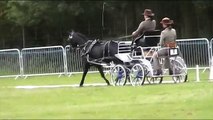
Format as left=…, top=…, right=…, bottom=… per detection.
left=109, top=30, right=188, bottom=86
left=67, top=30, right=188, bottom=87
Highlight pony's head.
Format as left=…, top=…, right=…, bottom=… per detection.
left=67, top=30, right=88, bottom=48
left=67, top=30, right=77, bottom=48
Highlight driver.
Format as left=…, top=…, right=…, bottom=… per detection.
left=152, top=17, right=177, bottom=75
left=132, top=9, right=156, bottom=39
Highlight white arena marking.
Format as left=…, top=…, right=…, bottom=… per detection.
left=15, top=83, right=108, bottom=89
left=15, top=81, right=177, bottom=89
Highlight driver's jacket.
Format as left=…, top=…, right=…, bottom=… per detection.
left=132, top=18, right=156, bottom=38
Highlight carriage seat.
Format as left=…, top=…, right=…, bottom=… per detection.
left=139, top=30, right=161, bottom=57
left=142, top=30, right=161, bottom=47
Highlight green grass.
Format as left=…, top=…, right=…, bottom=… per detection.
left=0, top=70, right=212, bottom=119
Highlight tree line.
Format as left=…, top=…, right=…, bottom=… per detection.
left=0, top=0, right=212, bottom=49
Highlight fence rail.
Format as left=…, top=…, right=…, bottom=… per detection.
left=0, top=38, right=212, bottom=78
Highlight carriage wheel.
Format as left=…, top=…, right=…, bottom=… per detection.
left=110, top=64, right=127, bottom=86
left=147, top=77, right=163, bottom=84
left=138, top=60, right=153, bottom=85
left=142, top=65, right=164, bottom=85
left=170, top=57, right=188, bottom=83
left=130, top=64, right=145, bottom=86
left=172, top=73, right=188, bottom=83
left=142, top=64, right=150, bottom=85
left=145, top=67, right=163, bottom=84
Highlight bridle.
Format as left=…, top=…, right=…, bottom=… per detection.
left=68, top=32, right=87, bottom=49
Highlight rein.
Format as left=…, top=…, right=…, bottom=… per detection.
left=77, top=41, right=89, bottom=49
left=77, top=43, right=86, bottom=49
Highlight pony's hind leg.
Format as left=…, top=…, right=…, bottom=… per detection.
left=97, top=65, right=110, bottom=86
left=80, top=63, right=90, bottom=87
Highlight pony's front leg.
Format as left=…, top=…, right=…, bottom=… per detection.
left=96, top=65, right=110, bottom=86
left=80, top=62, right=90, bottom=87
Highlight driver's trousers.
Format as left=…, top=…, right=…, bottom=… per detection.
left=153, top=47, right=170, bottom=70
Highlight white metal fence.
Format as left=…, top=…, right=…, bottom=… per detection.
left=65, top=46, right=83, bottom=74
left=210, top=38, right=213, bottom=60
left=21, top=46, right=67, bottom=77
left=0, top=38, right=212, bottom=78
left=0, top=49, right=21, bottom=78
left=65, top=45, right=100, bottom=74
left=177, top=38, right=210, bottom=68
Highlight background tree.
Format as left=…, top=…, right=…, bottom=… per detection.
left=6, top=1, right=49, bottom=47
left=0, top=0, right=212, bottom=49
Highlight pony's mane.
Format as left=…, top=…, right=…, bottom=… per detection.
left=76, top=32, right=88, bottom=42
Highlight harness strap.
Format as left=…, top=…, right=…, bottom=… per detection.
left=82, top=40, right=118, bottom=65
left=85, top=40, right=97, bottom=54
left=108, top=41, right=111, bottom=56
left=86, top=54, right=102, bottom=65
left=102, top=42, right=107, bottom=58
left=81, top=40, right=97, bottom=56
left=102, top=41, right=111, bottom=58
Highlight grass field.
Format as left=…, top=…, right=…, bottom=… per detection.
left=0, top=69, right=212, bottom=119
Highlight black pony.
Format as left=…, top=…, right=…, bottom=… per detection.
left=67, top=31, right=121, bottom=87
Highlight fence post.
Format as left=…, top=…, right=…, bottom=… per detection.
left=19, top=50, right=24, bottom=78
left=196, top=65, right=200, bottom=82
left=63, top=47, right=68, bottom=76
left=209, top=57, right=213, bottom=81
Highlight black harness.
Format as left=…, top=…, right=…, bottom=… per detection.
left=81, top=40, right=114, bottom=65
left=81, top=40, right=97, bottom=56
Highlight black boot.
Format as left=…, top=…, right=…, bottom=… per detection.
left=169, top=68, right=173, bottom=75
left=154, top=69, right=162, bottom=75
